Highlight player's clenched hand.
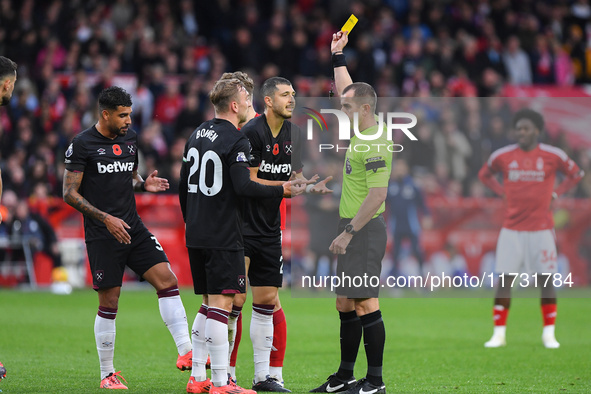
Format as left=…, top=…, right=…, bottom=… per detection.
left=104, top=214, right=131, bottom=244
left=309, top=175, right=334, bottom=194
left=144, top=170, right=170, bottom=192
left=329, top=231, right=352, bottom=255
left=331, top=30, right=349, bottom=53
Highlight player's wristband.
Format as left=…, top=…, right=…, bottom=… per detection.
left=140, top=182, right=147, bottom=192
left=332, top=53, right=347, bottom=68
left=305, top=184, right=315, bottom=193
left=552, top=191, right=558, bottom=200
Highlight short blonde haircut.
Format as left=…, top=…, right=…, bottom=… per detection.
left=209, top=78, right=245, bottom=113
left=220, top=71, right=254, bottom=95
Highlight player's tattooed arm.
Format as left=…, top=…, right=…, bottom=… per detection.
left=63, top=170, right=107, bottom=223
left=63, top=169, right=132, bottom=244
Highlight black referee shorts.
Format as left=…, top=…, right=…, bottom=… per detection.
left=86, top=227, right=169, bottom=290
left=335, top=215, right=387, bottom=298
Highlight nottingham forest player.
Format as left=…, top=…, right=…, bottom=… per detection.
left=479, top=108, right=583, bottom=349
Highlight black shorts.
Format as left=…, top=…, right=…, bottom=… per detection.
left=86, top=228, right=168, bottom=290
left=335, top=216, right=387, bottom=298
left=244, top=235, right=283, bottom=287
left=188, top=248, right=246, bottom=295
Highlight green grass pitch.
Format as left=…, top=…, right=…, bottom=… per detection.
left=0, top=288, right=589, bottom=393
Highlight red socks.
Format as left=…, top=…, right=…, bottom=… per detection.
left=229, top=307, right=288, bottom=368
left=493, top=305, right=508, bottom=326
left=270, top=308, right=287, bottom=367
left=229, top=313, right=242, bottom=367
left=541, top=304, right=557, bottom=326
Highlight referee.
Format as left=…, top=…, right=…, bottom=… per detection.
left=310, top=31, right=391, bottom=394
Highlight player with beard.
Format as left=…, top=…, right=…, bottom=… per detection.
left=0, top=55, right=17, bottom=385
left=219, top=73, right=331, bottom=389
left=63, top=86, right=193, bottom=389
left=231, top=77, right=331, bottom=392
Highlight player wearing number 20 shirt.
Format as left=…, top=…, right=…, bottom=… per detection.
left=178, top=84, right=286, bottom=296
left=179, top=118, right=286, bottom=251
left=178, top=79, right=298, bottom=394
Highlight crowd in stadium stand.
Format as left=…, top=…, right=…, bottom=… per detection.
left=1, top=0, right=591, bottom=209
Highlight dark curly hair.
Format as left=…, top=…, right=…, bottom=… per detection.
left=513, top=108, right=544, bottom=132
left=0, top=56, right=17, bottom=80
left=98, top=86, right=132, bottom=112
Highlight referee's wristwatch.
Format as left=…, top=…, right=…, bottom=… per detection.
left=344, top=223, right=357, bottom=236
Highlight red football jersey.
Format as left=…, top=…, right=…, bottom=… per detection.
left=483, top=143, right=581, bottom=231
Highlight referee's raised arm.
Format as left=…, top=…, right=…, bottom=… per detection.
left=331, top=31, right=353, bottom=96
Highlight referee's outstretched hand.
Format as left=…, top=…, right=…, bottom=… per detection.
left=144, top=170, right=170, bottom=193
left=309, top=175, right=334, bottom=194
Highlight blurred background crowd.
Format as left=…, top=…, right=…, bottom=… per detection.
left=1, top=0, right=591, bottom=287
left=1, top=0, right=591, bottom=205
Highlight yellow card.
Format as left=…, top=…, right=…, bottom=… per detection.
left=341, top=14, right=358, bottom=35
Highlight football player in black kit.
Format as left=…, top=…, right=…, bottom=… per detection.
left=0, top=55, right=17, bottom=385
left=63, top=86, right=193, bottom=389
left=179, top=78, right=303, bottom=394
left=233, top=77, right=332, bottom=392
left=0, top=56, right=17, bottom=223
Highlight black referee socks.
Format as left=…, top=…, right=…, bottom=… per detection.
left=337, top=310, right=362, bottom=380
left=360, top=309, right=385, bottom=386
